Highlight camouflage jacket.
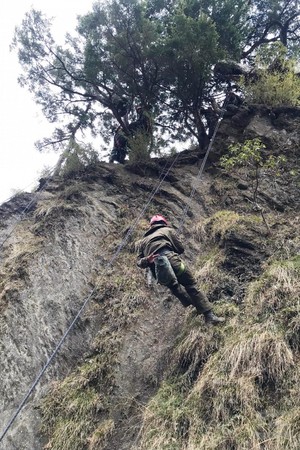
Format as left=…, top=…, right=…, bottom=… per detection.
left=136, top=224, right=184, bottom=269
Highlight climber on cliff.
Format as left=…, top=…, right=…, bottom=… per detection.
left=136, top=214, right=225, bottom=324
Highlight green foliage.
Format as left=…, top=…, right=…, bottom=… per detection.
left=159, top=9, right=222, bottom=147
left=220, top=138, right=288, bottom=233
left=245, top=70, right=300, bottom=107
left=242, top=43, right=300, bottom=106
left=221, top=138, right=266, bottom=171
left=242, top=0, right=300, bottom=59
left=11, top=0, right=300, bottom=159
left=201, top=0, right=250, bottom=59
left=60, top=140, right=99, bottom=178
left=13, top=0, right=300, bottom=157
left=128, top=132, right=151, bottom=165
left=220, top=138, right=287, bottom=202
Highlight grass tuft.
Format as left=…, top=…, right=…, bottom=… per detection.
left=275, top=408, right=300, bottom=450
left=218, top=322, right=294, bottom=385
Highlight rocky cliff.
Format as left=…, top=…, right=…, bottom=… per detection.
left=0, top=105, right=299, bottom=450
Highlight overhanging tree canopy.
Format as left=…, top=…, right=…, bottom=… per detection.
left=11, top=0, right=300, bottom=160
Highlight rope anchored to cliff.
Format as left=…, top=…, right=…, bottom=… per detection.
left=0, top=154, right=181, bottom=445
left=0, top=92, right=231, bottom=444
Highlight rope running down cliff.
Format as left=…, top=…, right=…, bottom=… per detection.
left=0, top=153, right=181, bottom=444
left=0, top=97, right=229, bottom=444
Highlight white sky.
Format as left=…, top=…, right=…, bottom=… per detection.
left=0, top=0, right=97, bottom=205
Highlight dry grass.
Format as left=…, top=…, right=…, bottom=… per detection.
left=137, top=357, right=266, bottom=450
left=193, top=210, right=241, bottom=242
left=190, top=372, right=260, bottom=423
left=193, top=247, right=238, bottom=299
left=193, top=211, right=265, bottom=248
left=218, top=322, right=294, bottom=385
left=86, top=419, right=115, bottom=449
left=245, top=257, right=300, bottom=316
left=170, top=326, right=221, bottom=383
left=41, top=377, right=108, bottom=450
left=275, top=408, right=300, bottom=450
left=245, top=256, right=300, bottom=354
left=33, top=196, right=83, bottom=221
left=186, top=415, right=267, bottom=450
left=135, top=381, right=188, bottom=450
left=195, top=248, right=225, bottom=279
left=93, top=254, right=149, bottom=331
left=41, top=328, right=119, bottom=450
left=285, top=311, right=300, bottom=351
left=136, top=312, right=296, bottom=449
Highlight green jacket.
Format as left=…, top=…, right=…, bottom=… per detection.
left=137, top=224, right=184, bottom=269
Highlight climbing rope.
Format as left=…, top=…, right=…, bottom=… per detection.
left=178, top=94, right=230, bottom=232
left=0, top=152, right=180, bottom=445
left=0, top=92, right=231, bottom=443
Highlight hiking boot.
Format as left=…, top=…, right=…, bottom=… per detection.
left=204, top=310, right=225, bottom=325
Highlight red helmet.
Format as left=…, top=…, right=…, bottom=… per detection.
left=150, top=214, right=168, bottom=226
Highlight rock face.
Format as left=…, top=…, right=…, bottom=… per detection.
left=213, top=104, right=300, bottom=155
left=0, top=177, right=117, bottom=449
left=0, top=108, right=299, bottom=450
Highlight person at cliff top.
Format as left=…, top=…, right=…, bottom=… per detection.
left=136, top=214, right=225, bottom=324
left=109, top=104, right=153, bottom=164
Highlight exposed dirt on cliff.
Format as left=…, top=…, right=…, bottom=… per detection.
left=0, top=105, right=299, bottom=450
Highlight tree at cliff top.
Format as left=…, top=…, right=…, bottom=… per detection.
left=11, top=0, right=300, bottom=159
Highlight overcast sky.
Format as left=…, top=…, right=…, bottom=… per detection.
left=0, top=0, right=97, bottom=205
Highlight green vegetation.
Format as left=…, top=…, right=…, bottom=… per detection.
left=59, top=141, right=99, bottom=179
left=135, top=211, right=300, bottom=449
left=11, top=0, right=299, bottom=161
left=41, top=342, right=117, bottom=450
left=242, top=43, right=300, bottom=107
left=127, top=132, right=152, bottom=167
left=198, top=210, right=263, bottom=242
left=220, top=139, right=287, bottom=203
left=220, top=138, right=288, bottom=233
left=41, top=248, right=149, bottom=449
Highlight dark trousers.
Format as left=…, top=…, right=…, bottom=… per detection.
left=167, top=253, right=212, bottom=314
